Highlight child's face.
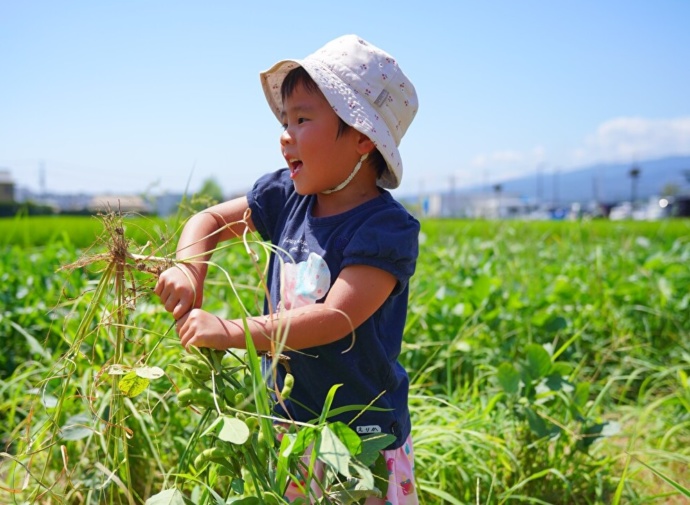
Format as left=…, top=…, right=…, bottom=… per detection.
left=280, top=82, right=362, bottom=196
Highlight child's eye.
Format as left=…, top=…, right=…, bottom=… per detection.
left=281, top=117, right=307, bottom=130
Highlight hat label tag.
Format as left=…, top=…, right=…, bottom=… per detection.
left=373, top=89, right=389, bottom=107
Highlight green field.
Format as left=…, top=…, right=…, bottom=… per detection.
left=1, top=215, right=689, bottom=504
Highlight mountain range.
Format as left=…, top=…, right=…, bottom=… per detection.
left=449, top=155, right=690, bottom=205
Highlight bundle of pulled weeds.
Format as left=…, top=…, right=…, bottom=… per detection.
left=60, top=209, right=173, bottom=278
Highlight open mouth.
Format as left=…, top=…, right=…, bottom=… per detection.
left=288, top=159, right=303, bottom=178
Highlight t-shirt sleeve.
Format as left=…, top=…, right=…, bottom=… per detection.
left=341, top=206, right=420, bottom=296
left=246, top=169, right=293, bottom=241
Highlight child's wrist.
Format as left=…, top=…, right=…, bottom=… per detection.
left=176, top=261, right=201, bottom=277
left=219, top=319, right=244, bottom=350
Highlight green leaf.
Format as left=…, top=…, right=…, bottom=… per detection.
left=680, top=369, right=689, bottom=390
left=200, top=417, right=224, bottom=438
left=632, top=456, right=690, bottom=498
left=497, top=363, right=521, bottom=395
left=316, top=403, right=391, bottom=420
left=573, top=381, right=590, bottom=408
left=226, top=497, right=260, bottom=504
left=524, top=407, right=550, bottom=438
left=578, top=421, right=621, bottom=450
left=275, top=432, right=294, bottom=493
left=288, top=427, right=318, bottom=457
left=525, top=344, right=552, bottom=380
left=329, top=422, right=362, bottom=456
left=469, top=274, right=491, bottom=303
left=60, top=413, right=95, bottom=441
left=8, top=320, right=51, bottom=361
left=657, top=276, right=672, bottom=307
left=543, top=374, right=574, bottom=393
left=145, top=488, right=185, bottom=505
left=27, top=388, right=57, bottom=408
left=318, top=384, right=342, bottom=424
left=551, top=361, right=573, bottom=377
left=544, top=315, right=568, bottom=333
left=317, top=425, right=353, bottom=478
left=327, top=484, right=380, bottom=504
left=551, top=275, right=573, bottom=297
left=370, top=452, right=391, bottom=492
left=118, top=371, right=150, bottom=398
left=350, top=459, right=376, bottom=489
left=240, top=318, right=273, bottom=433
left=327, top=460, right=377, bottom=499
left=217, top=416, right=250, bottom=445
left=524, top=406, right=561, bottom=439
left=230, top=479, right=244, bottom=496
left=643, top=252, right=665, bottom=271
left=358, top=433, right=396, bottom=467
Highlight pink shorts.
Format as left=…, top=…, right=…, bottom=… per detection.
left=284, top=435, right=419, bottom=504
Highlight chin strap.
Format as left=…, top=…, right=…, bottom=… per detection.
left=321, top=153, right=369, bottom=194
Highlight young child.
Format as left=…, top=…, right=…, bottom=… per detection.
left=155, top=34, right=419, bottom=503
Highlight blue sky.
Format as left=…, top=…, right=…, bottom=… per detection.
left=2, top=1, right=689, bottom=197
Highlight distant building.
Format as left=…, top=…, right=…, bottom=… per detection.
left=0, top=169, right=15, bottom=202
left=419, top=191, right=532, bottom=218
left=155, top=192, right=185, bottom=217
left=87, top=195, right=151, bottom=214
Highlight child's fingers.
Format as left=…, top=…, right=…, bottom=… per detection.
left=154, top=277, right=162, bottom=296
left=154, top=269, right=178, bottom=300
left=176, top=312, right=190, bottom=348
left=173, top=296, right=192, bottom=320
left=154, top=272, right=171, bottom=298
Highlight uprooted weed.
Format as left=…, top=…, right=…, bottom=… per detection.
left=2, top=208, right=386, bottom=505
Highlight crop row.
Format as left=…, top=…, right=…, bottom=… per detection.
left=0, top=216, right=688, bottom=503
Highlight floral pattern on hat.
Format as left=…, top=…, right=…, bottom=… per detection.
left=260, top=34, right=418, bottom=190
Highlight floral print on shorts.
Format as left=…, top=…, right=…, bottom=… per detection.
left=283, top=435, right=418, bottom=504
left=372, top=435, right=418, bottom=505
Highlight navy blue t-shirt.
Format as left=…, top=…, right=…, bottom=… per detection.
left=246, top=169, right=419, bottom=449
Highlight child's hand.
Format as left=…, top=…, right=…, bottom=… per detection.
left=155, top=264, right=204, bottom=321
left=175, top=309, right=233, bottom=351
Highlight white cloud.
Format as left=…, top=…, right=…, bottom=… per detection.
left=417, top=117, right=690, bottom=194
left=460, top=117, right=690, bottom=188
left=459, top=146, right=548, bottom=188
left=572, top=116, right=690, bottom=165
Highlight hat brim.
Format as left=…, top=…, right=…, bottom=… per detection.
left=260, top=59, right=402, bottom=190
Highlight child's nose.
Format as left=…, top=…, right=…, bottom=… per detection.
left=280, top=129, right=294, bottom=146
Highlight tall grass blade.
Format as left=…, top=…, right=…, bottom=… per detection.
left=632, top=455, right=690, bottom=497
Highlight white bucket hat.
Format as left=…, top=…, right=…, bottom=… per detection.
left=260, top=34, right=418, bottom=189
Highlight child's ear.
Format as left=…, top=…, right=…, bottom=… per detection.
left=355, top=133, right=377, bottom=155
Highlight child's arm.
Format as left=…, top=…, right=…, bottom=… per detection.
left=155, top=196, right=254, bottom=320
left=174, top=264, right=397, bottom=351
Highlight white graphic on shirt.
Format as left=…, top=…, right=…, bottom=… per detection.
left=281, top=252, right=331, bottom=310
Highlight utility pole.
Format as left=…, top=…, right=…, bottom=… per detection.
left=418, top=178, right=426, bottom=217
left=39, top=160, right=46, bottom=199
left=448, top=175, right=456, bottom=217
left=629, top=164, right=641, bottom=210
left=536, top=163, right=544, bottom=207
left=493, top=183, right=503, bottom=219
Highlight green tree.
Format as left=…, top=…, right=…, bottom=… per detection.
left=181, top=177, right=225, bottom=215
left=198, top=177, right=224, bottom=204
left=661, top=182, right=680, bottom=197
